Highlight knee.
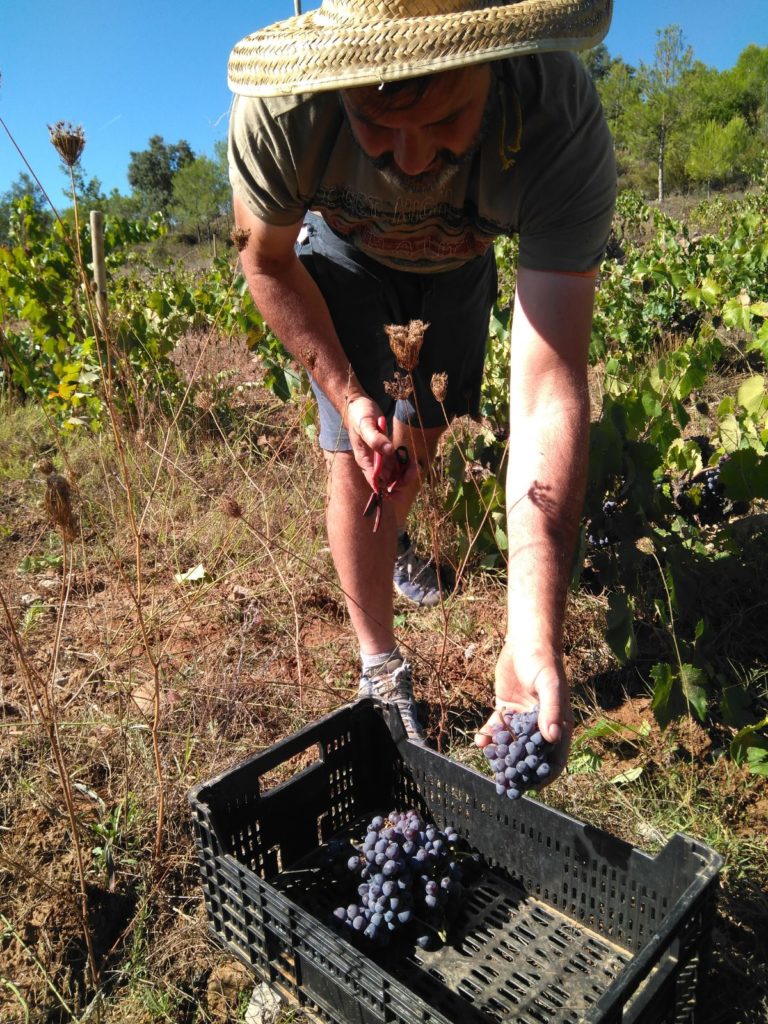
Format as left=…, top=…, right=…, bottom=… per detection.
left=322, top=448, right=355, bottom=473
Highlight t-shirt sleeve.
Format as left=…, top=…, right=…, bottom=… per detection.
left=516, top=54, right=617, bottom=273
left=228, top=94, right=309, bottom=226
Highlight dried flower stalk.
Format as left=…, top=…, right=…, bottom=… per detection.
left=193, top=389, right=214, bottom=412
left=221, top=495, right=243, bottom=519
left=385, top=319, right=428, bottom=371
left=44, top=473, right=77, bottom=542
left=430, top=372, right=449, bottom=403
left=48, top=121, right=86, bottom=167
left=384, top=371, right=413, bottom=401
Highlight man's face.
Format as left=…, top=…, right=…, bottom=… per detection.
left=341, top=65, right=493, bottom=193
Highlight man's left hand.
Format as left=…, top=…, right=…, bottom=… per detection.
left=474, top=641, right=574, bottom=783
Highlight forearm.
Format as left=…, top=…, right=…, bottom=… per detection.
left=505, top=374, right=589, bottom=660
left=502, top=264, right=595, bottom=677
left=234, top=201, right=397, bottom=483
left=243, top=253, right=366, bottom=416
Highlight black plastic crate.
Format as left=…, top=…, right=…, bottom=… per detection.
left=188, top=699, right=723, bottom=1024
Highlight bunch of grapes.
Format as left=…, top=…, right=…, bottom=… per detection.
left=586, top=497, right=619, bottom=550
left=676, top=465, right=727, bottom=525
left=330, top=810, right=467, bottom=949
left=676, top=455, right=749, bottom=526
left=483, top=705, right=554, bottom=799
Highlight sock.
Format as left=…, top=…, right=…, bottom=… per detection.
left=361, top=647, right=401, bottom=674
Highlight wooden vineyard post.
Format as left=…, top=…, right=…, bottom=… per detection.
left=90, top=210, right=108, bottom=333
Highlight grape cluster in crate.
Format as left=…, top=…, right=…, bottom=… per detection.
left=325, top=809, right=476, bottom=951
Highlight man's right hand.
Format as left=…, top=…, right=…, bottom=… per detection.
left=345, top=396, right=399, bottom=491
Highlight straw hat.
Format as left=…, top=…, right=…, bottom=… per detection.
left=228, top=0, right=613, bottom=97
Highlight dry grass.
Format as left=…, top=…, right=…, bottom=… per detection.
left=0, top=368, right=766, bottom=1024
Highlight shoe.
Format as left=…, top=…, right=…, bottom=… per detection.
left=393, top=533, right=445, bottom=608
left=358, top=656, right=426, bottom=743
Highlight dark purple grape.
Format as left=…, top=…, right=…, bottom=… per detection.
left=328, top=808, right=471, bottom=952
left=488, top=705, right=554, bottom=800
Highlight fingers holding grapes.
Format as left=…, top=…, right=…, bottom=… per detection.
left=475, top=645, right=574, bottom=792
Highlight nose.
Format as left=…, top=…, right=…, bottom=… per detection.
left=392, top=130, right=437, bottom=177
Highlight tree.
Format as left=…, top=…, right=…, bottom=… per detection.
left=580, top=43, right=613, bottom=83
left=636, top=26, right=693, bottom=200
left=686, top=116, right=753, bottom=194
left=0, top=173, right=50, bottom=245
left=127, top=135, right=195, bottom=216
left=727, top=45, right=768, bottom=132
left=100, top=188, right=144, bottom=220
left=597, top=59, right=641, bottom=146
left=678, top=61, right=739, bottom=127
left=62, top=163, right=106, bottom=208
left=170, top=152, right=230, bottom=242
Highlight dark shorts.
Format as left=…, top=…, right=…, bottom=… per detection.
left=296, top=215, right=498, bottom=451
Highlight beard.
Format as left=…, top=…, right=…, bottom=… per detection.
left=349, top=88, right=496, bottom=195
left=371, top=151, right=466, bottom=194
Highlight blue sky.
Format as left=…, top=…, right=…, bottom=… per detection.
left=1, top=1, right=765, bottom=204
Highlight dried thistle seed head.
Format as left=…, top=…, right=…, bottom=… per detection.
left=193, top=389, right=214, bottom=412
left=35, top=457, right=56, bottom=476
left=44, top=473, right=77, bottom=541
left=385, top=319, right=428, bottom=371
left=48, top=121, right=86, bottom=167
left=221, top=495, right=243, bottom=519
left=430, top=372, right=449, bottom=404
left=231, top=226, right=251, bottom=252
left=383, top=371, right=413, bottom=401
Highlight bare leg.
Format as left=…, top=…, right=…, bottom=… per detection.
left=390, top=423, right=445, bottom=533
left=324, top=424, right=444, bottom=654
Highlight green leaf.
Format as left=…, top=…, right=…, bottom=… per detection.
left=641, top=390, right=663, bottom=419
left=722, top=297, right=753, bottom=331
left=680, top=664, right=708, bottom=721
left=146, top=290, right=171, bottom=317
left=730, top=716, right=768, bottom=773
left=568, top=744, right=602, bottom=774
left=699, top=277, right=722, bottom=306
left=605, top=592, right=637, bottom=665
left=746, top=747, right=768, bottom=776
left=650, top=662, right=686, bottom=729
left=719, top=449, right=768, bottom=501
left=717, top=413, right=741, bottom=451
left=719, top=684, right=756, bottom=728
left=609, top=765, right=644, bottom=785
left=588, top=418, right=623, bottom=490
left=736, top=375, right=766, bottom=417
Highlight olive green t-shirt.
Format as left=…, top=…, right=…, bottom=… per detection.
left=229, top=52, right=616, bottom=274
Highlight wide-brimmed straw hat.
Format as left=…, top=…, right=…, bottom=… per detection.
left=228, top=0, right=613, bottom=97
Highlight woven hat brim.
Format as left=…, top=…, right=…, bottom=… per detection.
left=228, top=1, right=613, bottom=97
